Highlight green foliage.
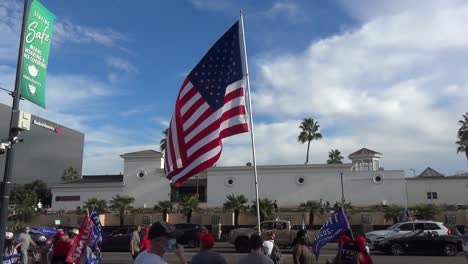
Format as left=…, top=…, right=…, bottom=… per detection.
left=300, top=200, right=320, bottom=225
left=84, top=197, right=107, bottom=213
left=110, top=195, right=135, bottom=226
left=298, top=117, right=323, bottom=164
left=383, top=205, right=404, bottom=224
left=160, top=128, right=169, bottom=152
left=251, top=198, right=273, bottom=222
left=179, top=195, right=199, bottom=223
left=62, top=166, right=80, bottom=182
left=327, top=149, right=344, bottom=164
left=24, top=180, right=52, bottom=207
left=457, top=112, right=468, bottom=167
left=154, top=200, right=173, bottom=212
left=411, top=204, right=442, bottom=220
left=223, top=194, right=248, bottom=226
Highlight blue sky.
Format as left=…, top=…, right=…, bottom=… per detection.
left=1, top=0, right=467, bottom=177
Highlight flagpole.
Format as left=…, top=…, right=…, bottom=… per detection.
left=239, top=10, right=261, bottom=234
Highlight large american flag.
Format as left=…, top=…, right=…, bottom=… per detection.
left=164, top=21, right=249, bottom=185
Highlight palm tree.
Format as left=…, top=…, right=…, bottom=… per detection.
left=327, top=149, right=344, bottom=164
left=223, top=194, right=248, bottom=226
left=457, top=112, right=468, bottom=167
left=109, top=195, right=135, bottom=226
left=300, top=201, right=320, bottom=226
left=383, top=205, right=404, bottom=224
left=179, top=195, right=199, bottom=223
left=83, top=198, right=107, bottom=214
left=62, top=166, right=80, bottom=182
left=160, top=128, right=169, bottom=152
left=251, top=198, right=273, bottom=222
left=154, top=200, right=173, bottom=222
left=297, top=118, right=323, bottom=164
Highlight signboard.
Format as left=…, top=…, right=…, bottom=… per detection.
left=54, top=219, right=61, bottom=225
left=32, top=119, right=61, bottom=133
left=20, top=0, right=55, bottom=108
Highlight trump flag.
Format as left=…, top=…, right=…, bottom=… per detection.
left=164, top=21, right=249, bottom=185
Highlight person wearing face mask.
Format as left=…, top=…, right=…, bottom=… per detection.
left=134, top=221, right=186, bottom=264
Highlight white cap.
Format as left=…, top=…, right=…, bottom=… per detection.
left=5, top=232, right=13, bottom=239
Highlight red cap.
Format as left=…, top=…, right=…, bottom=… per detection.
left=199, top=232, right=215, bottom=248
left=56, top=230, right=65, bottom=237
left=354, top=235, right=367, bottom=244
left=339, top=234, right=351, bottom=244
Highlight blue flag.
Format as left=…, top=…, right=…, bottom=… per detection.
left=311, top=208, right=350, bottom=260
left=87, top=209, right=103, bottom=264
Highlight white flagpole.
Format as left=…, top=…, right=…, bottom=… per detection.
left=239, top=10, right=261, bottom=234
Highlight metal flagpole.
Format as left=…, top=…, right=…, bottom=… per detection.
left=0, top=0, right=30, bottom=260
left=340, top=172, right=354, bottom=240
left=240, top=10, right=261, bottom=234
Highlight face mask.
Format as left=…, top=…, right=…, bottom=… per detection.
left=164, top=239, right=177, bottom=252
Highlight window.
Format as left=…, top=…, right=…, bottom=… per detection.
left=261, top=222, right=273, bottom=230
left=399, top=223, right=414, bottom=231
left=55, top=196, right=80, bottom=201
left=211, top=215, right=220, bottom=225
left=444, top=215, right=456, bottom=225
left=426, top=192, right=432, bottom=199
left=275, top=222, right=286, bottom=230
left=362, top=215, right=372, bottom=224
left=424, top=223, right=440, bottom=230
left=432, top=192, right=438, bottom=199
left=414, top=223, right=424, bottom=230
left=143, top=215, right=152, bottom=226
left=427, top=192, right=438, bottom=199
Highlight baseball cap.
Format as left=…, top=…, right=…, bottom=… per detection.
left=198, top=232, right=215, bottom=248
left=5, top=232, right=13, bottom=240
left=148, top=221, right=182, bottom=240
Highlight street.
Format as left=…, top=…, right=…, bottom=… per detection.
left=100, top=244, right=467, bottom=264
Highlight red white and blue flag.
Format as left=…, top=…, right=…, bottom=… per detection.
left=164, top=21, right=249, bottom=185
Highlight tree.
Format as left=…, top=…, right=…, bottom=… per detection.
left=110, top=195, right=135, bottom=226
left=300, top=201, right=320, bottom=226
left=383, top=205, right=404, bottom=224
left=24, top=180, right=52, bottom=208
left=160, top=128, right=169, bottom=152
left=251, top=198, right=273, bottom=222
left=297, top=118, right=323, bottom=164
left=411, top=204, right=442, bottom=220
left=223, top=194, right=248, bottom=226
left=84, top=198, right=107, bottom=214
left=10, top=185, right=37, bottom=222
left=327, top=149, right=344, bottom=164
left=179, top=195, right=199, bottom=223
left=457, top=112, right=468, bottom=167
left=154, top=200, right=173, bottom=222
left=62, top=166, right=80, bottom=182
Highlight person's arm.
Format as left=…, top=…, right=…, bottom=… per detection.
left=175, top=243, right=188, bottom=264
left=130, top=236, right=135, bottom=256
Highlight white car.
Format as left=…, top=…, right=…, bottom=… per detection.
left=366, top=221, right=451, bottom=249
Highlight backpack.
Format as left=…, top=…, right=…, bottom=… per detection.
left=264, top=242, right=282, bottom=264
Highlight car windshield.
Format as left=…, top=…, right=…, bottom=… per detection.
left=386, top=224, right=400, bottom=230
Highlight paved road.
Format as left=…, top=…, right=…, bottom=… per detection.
left=101, top=251, right=467, bottom=264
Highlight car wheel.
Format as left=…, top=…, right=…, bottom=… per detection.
left=391, top=243, right=405, bottom=256
left=443, top=244, right=458, bottom=256
left=235, top=237, right=249, bottom=253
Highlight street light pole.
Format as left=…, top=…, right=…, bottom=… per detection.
left=0, top=0, right=29, bottom=261
left=340, top=172, right=345, bottom=206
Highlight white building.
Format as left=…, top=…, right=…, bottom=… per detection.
left=50, top=148, right=468, bottom=211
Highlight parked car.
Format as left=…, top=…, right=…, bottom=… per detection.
left=174, top=224, right=208, bottom=248
left=101, top=226, right=143, bottom=252
left=374, top=229, right=463, bottom=256
left=228, top=220, right=315, bottom=253
left=366, top=221, right=451, bottom=249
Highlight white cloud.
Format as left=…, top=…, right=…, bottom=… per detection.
left=188, top=0, right=234, bottom=11
left=53, top=20, right=127, bottom=47
left=106, top=56, right=139, bottom=74
left=262, top=2, right=305, bottom=22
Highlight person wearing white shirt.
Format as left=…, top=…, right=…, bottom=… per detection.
left=263, top=231, right=275, bottom=256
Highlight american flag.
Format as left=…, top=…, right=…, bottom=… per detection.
left=165, top=21, right=249, bottom=185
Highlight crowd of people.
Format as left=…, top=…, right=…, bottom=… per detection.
left=3, top=226, right=80, bottom=264
left=129, top=221, right=374, bottom=264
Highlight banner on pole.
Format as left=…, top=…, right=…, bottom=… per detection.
left=20, top=0, right=55, bottom=108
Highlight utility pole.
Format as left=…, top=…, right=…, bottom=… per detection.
left=0, top=0, right=29, bottom=260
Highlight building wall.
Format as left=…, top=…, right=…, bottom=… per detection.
left=206, top=164, right=406, bottom=208
left=406, top=178, right=468, bottom=206
left=0, top=103, right=84, bottom=184
left=51, top=184, right=123, bottom=210
left=122, top=157, right=171, bottom=208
